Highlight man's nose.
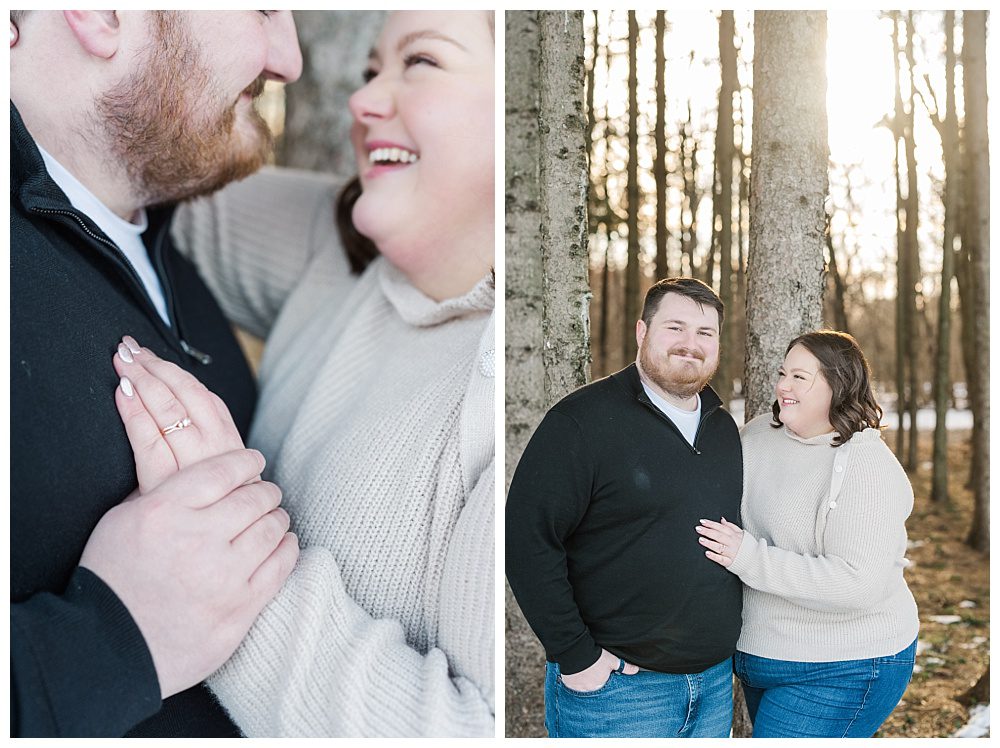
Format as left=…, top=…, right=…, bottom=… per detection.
left=262, top=11, right=303, bottom=83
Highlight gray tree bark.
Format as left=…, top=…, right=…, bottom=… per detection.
left=961, top=10, right=989, bottom=554
left=715, top=10, right=737, bottom=406
left=740, top=13, right=828, bottom=736
left=654, top=11, right=669, bottom=280
left=930, top=10, right=959, bottom=504
left=743, top=11, right=829, bottom=420
left=505, top=10, right=591, bottom=737
left=624, top=11, right=641, bottom=364
left=278, top=11, right=384, bottom=173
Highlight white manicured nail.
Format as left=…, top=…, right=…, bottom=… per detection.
left=122, top=336, right=141, bottom=355
left=120, top=376, right=134, bottom=398
left=117, top=343, right=133, bottom=363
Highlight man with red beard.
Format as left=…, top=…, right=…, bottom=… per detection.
left=507, top=278, right=743, bottom=738
left=10, top=11, right=302, bottom=737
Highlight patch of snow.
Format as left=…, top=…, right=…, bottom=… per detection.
left=953, top=703, right=989, bottom=738
left=928, top=615, right=963, bottom=625
left=959, top=600, right=977, bottom=609
left=923, top=656, right=945, bottom=665
left=916, top=639, right=933, bottom=656
left=907, top=539, right=927, bottom=549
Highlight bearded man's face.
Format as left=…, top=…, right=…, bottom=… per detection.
left=637, top=292, right=721, bottom=400
left=96, top=11, right=272, bottom=207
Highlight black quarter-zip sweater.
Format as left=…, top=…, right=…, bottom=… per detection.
left=10, top=103, right=255, bottom=736
left=506, top=364, right=743, bottom=675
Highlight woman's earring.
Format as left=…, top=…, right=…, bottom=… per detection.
left=10, top=22, right=18, bottom=47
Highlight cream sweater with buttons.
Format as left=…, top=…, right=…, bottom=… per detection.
left=171, top=167, right=495, bottom=737
left=730, top=414, right=919, bottom=662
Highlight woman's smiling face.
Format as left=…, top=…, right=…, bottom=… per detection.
left=348, top=11, right=494, bottom=299
left=775, top=344, right=835, bottom=439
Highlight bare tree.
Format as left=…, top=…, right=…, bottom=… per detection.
left=741, top=13, right=828, bottom=735
left=504, top=11, right=591, bottom=736
left=715, top=10, right=737, bottom=406
left=918, top=10, right=960, bottom=504
left=961, top=10, right=989, bottom=554
left=654, top=11, right=669, bottom=280
left=624, top=11, right=641, bottom=364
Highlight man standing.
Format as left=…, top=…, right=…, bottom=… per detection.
left=10, top=11, right=302, bottom=737
left=506, top=278, right=743, bottom=738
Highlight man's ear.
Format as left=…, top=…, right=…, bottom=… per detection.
left=62, top=10, right=121, bottom=60
left=636, top=319, right=647, bottom=350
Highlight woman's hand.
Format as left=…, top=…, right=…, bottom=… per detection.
left=113, top=335, right=247, bottom=494
left=696, top=517, right=744, bottom=568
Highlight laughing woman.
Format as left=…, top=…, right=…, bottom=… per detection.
left=110, top=11, right=494, bottom=737
left=696, top=331, right=919, bottom=738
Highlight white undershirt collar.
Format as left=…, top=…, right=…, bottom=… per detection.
left=37, top=144, right=171, bottom=325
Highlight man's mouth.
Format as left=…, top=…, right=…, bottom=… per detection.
left=368, top=146, right=419, bottom=165
left=669, top=349, right=703, bottom=362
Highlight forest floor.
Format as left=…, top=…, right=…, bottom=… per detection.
left=875, top=428, right=989, bottom=738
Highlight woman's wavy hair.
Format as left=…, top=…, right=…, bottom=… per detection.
left=335, top=10, right=495, bottom=276
left=770, top=330, right=883, bottom=447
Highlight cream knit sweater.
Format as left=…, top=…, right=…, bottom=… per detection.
left=171, top=167, right=495, bottom=737
left=730, top=414, right=919, bottom=662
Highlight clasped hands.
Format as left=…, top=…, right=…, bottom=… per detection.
left=78, top=336, right=298, bottom=700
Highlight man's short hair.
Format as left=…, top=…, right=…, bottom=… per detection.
left=640, top=277, right=724, bottom=329
left=10, top=10, right=29, bottom=26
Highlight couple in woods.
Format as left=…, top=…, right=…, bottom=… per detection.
left=507, top=278, right=920, bottom=738
left=11, top=10, right=494, bottom=737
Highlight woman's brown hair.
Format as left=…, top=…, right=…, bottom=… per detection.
left=771, top=330, right=883, bottom=447
left=335, top=176, right=380, bottom=274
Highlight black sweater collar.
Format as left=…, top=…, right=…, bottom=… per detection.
left=10, top=100, right=175, bottom=233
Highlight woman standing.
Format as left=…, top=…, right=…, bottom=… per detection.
left=111, top=11, right=495, bottom=737
left=697, top=331, right=919, bottom=738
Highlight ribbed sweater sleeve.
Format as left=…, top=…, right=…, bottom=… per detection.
left=207, top=459, right=495, bottom=737
left=505, top=410, right=602, bottom=675
left=170, top=167, right=349, bottom=339
left=729, top=427, right=913, bottom=612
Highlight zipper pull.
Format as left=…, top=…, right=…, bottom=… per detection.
left=180, top=339, right=213, bottom=365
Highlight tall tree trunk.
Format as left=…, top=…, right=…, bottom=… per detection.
left=931, top=10, right=958, bottom=504
left=742, top=14, right=828, bottom=737
left=504, top=11, right=591, bottom=736
left=654, top=11, right=669, bottom=280
left=681, top=100, right=700, bottom=278
left=891, top=11, right=908, bottom=459
left=961, top=10, right=989, bottom=554
left=715, top=10, right=737, bottom=406
left=826, top=230, right=850, bottom=333
left=279, top=11, right=384, bottom=173
left=737, top=88, right=749, bottom=305
left=743, top=11, right=828, bottom=418
left=624, top=11, right=641, bottom=364
left=903, top=11, right=920, bottom=471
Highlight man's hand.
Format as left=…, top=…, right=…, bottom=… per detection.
left=560, top=648, right=639, bottom=692
left=79, top=448, right=299, bottom=700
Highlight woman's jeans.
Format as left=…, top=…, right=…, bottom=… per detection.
left=734, top=638, right=917, bottom=738
left=544, top=657, right=733, bottom=738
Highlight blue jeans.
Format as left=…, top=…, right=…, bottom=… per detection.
left=544, top=657, right=733, bottom=738
left=734, top=638, right=917, bottom=738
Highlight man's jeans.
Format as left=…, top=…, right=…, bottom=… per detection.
left=734, top=638, right=917, bottom=738
left=544, top=658, right=733, bottom=738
